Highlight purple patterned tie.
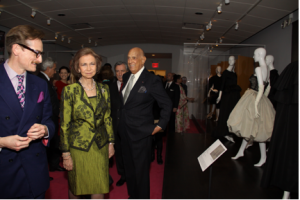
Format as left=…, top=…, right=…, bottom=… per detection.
left=16, top=75, right=25, bottom=109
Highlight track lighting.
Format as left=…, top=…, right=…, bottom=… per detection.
left=61, top=36, right=64, bottom=42
left=55, top=33, right=58, bottom=40
left=81, top=44, right=84, bottom=48
left=288, top=13, right=293, bottom=25
left=31, top=9, right=36, bottom=18
left=95, top=41, right=97, bottom=47
left=235, top=22, right=239, bottom=30
left=208, top=21, right=212, bottom=29
left=217, top=4, right=222, bottom=14
left=206, top=25, right=209, bottom=31
left=68, top=38, right=71, bottom=44
left=200, top=33, right=205, bottom=40
left=47, top=18, right=51, bottom=26
left=216, top=41, right=218, bottom=47
left=88, top=38, right=91, bottom=43
left=219, top=38, right=223, bottom=43
left=225, top=0, right=230, bottom=4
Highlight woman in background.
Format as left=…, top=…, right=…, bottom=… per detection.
left=174, top=74, right=191, bottom=133
left=54, top=66, right=70, bottom=101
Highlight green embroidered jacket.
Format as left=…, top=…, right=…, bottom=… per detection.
left=59, top=82, right=114, bottom=152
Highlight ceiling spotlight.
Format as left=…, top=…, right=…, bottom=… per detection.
left=225, top=0, right=230, bottom=4
left=0, top=11, right=2, bottom=16
left=216, top=41, right=218, bottom=47
left=206, top=25, right=209, bottom=31
left=219, top=38, right=223, bottom=43
left=81, top=44, right=84, bottom=48
left=288, top=13, right=293, bottom=25
left=47, top=18, right=51, bottom=26
left=200, top=33, right=205, bottom=40
left=95, top=41, right=97, bottom=46
left=31, top=9, right=36, bottom=18
left=55, top=33, right=58, bottom=40
left=235, top=22, right=239, bottom=30
left=61, top=36, right=64, bottom=42
left=217, top=4, right=222, bottom=13
left=68, top=38, right=71, bottom=44
left=88, top=38, right=91, bottom=43
left=208, top=21, right=212, bottom=29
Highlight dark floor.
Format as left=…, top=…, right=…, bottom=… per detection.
left=162, top=119, right=284, bottom=199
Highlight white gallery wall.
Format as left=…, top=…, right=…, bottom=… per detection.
left=230, top=10, right=298, bottom=74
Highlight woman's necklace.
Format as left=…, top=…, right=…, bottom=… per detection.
left=79, top=78, right=95, bottom=91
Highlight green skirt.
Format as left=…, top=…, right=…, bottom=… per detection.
left=68, top=142, right=109, bottom=195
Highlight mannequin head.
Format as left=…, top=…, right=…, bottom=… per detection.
left=216, top=66, right=221, bottom=75
left=265, top=55, right=274, bottom=66
left=228, top=56, right=235, bottom=66
left=253, top=48, right=266, bottom=63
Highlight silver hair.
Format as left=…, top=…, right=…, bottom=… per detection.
left=114, top=61, right=128, bottom=71
left=182, top=76, right=187, bottom=80
left=41, top=57, right=56, bottom=71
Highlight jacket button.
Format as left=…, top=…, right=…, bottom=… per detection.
left=36, top=116, right=40, bottom=119
left=9, top=159, right=13, bottom=162
left=5, top=116, right=10, bottom=120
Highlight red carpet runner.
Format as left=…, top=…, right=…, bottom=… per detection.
left=45, top=119, right=198, bottom=199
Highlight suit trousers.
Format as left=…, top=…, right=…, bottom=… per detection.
left=47, top=133, right=61, bottom=169
left=152, top=132, right=163, bottom=156
left=168, top=111, right=176, bottom=133
left=121, top=130, right=152, bottom=198
left=115, top=130, right=125, bottom=180
left=17, top=192, right=45, bottom=199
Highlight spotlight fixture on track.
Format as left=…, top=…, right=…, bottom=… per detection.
left=206, top=25, right=209, bottom=31
left=81, top=44, right=84, bottom=48
left=219, top=37, right=223, bottom=43
left=208, top=21, right=212, bottom=29
left=200, top=33, right=205, bottom=40
left=31, top=9, right=36, bottom=18
left=225, top=0, right=230, bottom=4
left=55, top=33, right=58, bottom=40
left=217, top=4, right=222, bottom=14
left=288, top=13, right=293, bottom=25
left=68, top=38, right=71, bottom=44
left=216, top=41, right=218, bottom=47
left=95, top=41, right=97, bottom=47
left=47, top=18, right=51, bottom=26
left=61, top=36, right=64, bottom=42
left=88, top=38, right=91, bottom=43
left=235, top=22, right=239, bottom=30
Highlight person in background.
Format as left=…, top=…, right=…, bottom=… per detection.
left=181, top=76, right=188, bottom=96
left=0, top=25, right=55, bottom=198
left=60, top=47, right=114, bottom=199
left=174, top=74, right=193, bottom=134
left=110, top=61, right=128, bottom=186
left=38, top=57, right=64, bottom=173
left=164, top=72, right=180, bottom=133
left=54, top=66, right=70, bottom=101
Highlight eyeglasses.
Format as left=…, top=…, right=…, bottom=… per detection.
left=17, top=43, right=44, bottom=58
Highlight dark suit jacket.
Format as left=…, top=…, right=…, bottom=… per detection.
left=37, top=72, right=59, bottom=133
left=164, top=81, right=180, bottom=109
left=0, top=64, right=55, bottom=198
left=102, top=80, right=121, bottom=136
left=119, top=68, right=172, bottom=141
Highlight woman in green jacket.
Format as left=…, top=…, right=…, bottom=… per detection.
left=60, top=48, right=115, bottom=199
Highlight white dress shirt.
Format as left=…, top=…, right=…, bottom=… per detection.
left=122, top=66, right=144, bottom=97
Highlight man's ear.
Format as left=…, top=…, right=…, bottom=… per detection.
left=12, top=43, right=21, bottom=56
left=142, top=56, right=146, bottom=64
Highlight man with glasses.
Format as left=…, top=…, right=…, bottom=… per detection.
left=0, top=25, right=55, bottom=198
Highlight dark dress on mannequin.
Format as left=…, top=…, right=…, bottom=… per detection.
left=212, top=70, right=241, bottom=138
left=261, top=61, right=298, bottom=194
left=208, top=75, right=222, bottom=109
left=268, top=69, right=279, bottom=109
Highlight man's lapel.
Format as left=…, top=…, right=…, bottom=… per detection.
left=125, top=68, right=148, bottom=104
left=0, top=65, right=23, bottom=120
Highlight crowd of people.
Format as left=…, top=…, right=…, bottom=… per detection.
left=0, top=25, right=194, bottom=199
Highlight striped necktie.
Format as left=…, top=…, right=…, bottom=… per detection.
left=16, top=75, right=25, bottom=109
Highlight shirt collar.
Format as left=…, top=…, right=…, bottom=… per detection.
left=131, top=66, right=144, bottom=78
left=4, top=59, right=27, bottom=80
left=40, top=71, right=50, bottom=81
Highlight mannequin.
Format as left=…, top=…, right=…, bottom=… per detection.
left=207, top=66, right=222, bottom=121
left=227, top=48, right=275, bottom=167
left=265, top=55, right=279, bottom=109
left=212, top=56, right=241, bottom=143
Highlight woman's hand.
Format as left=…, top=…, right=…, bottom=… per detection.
left=109, top=143, right=115, bottom=158
left=63, top=156, right=73, bottom=171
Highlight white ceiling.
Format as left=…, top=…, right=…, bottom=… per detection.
left=0, top=0, right=297, bottom=50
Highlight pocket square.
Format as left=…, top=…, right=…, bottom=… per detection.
left=170, top=89, right=174, bottom=91
left=138, top=86, right=147, bottom=93
left=37, top=91, right=44, bottom=103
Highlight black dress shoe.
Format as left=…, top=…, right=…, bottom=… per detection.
left=50, top=177, right=53, bottom=181
left=109, top=175, right=114, bottom=186
left=157, top=156, right=163, bottom=165
left=116, top=178, right=126, bottom=186
left=49, top=166, right=66, bottom=172
left=151, top=153, right=155, bottom=162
